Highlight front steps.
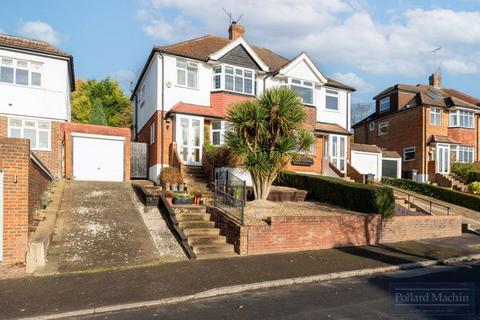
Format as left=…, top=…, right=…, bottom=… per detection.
left=394, top=195, right=426, bottom=214
left=172, top=205, right=236, bottom=260
left=435, top=174, right=468, bottom=192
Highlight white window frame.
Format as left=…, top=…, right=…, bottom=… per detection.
left=176, top=58, right=198, bottom=89
left=150, top=123, right=155, bottom=145
left=379, top=96, right=390, bottom=113
left=457, top=145, right=474, bottom=163
left=378, top=121, right=388, bottom=136
left=449, top=110, right=474, bottom=128
left=289, top=78, right=314, bottom=105
left=0, top=57, right=43, bottom=88
left=325, top=89, right=339, bottom=111
left=8, top=117, right=51, bottom=151
left=430, top=107, right=442, bottom=125
left=369, top=122, right=375, bottom=131
left=211, top=64, right=255, bottom=95
left=210, top=120, right=225, bottom=146
left=403, top=147, right=416, bottom=162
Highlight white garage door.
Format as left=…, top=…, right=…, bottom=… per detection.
left=72, top=133, right=125, bottom=182
left=351, top=151, right=381, bottom=180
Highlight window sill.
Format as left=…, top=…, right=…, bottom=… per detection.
left=0, top=81, right=44, bottom=90
left=403, top=159, right=415, bottom=162
left=324, top=107, right=340, bottom=113
left=32, top=148, right=52, bottom=152
left=448, top=126, right=475, bottom=130
left=175, top=84, right=200, bottom=91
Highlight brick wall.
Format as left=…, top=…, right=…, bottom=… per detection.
left=137, top=111, right=173, bottom=169
left=286, top=135, right=324, bottom=174
left=28, top=158, right=52, bottom=226
left=62, top=123, right=131, bottom=181
left=208, top=207, right=461, bottom=256
left=210, top=91, right=255, bottom=116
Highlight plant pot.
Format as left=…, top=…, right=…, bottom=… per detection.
left=165, top=182, right=170, bottom=191
left=170, top=183, right=178, bottom=191
left=173, top=197, right=194, bottom=205
left=178, top=183, right=185, bottom=191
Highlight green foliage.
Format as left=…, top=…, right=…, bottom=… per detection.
left=89, top=98, right=108, bottom=126
left=382, top=177, right=480, bottom=211
left=279, top=172, right=395, bottom=218
left=451, top=162, right=480, bottom=183
left=225, top=87, right=315, bottom=199
left=469, top=181, right=480, bottom=194
left=159, top=167, right=182, bottom=184
left=204, top=142, right=242, bottom=168
left=72, top=78, right=132, bottom=127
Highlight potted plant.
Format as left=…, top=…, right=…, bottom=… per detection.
left=169, top=178, right=178, bottom=191
left=159, top=167, right=181, bottom=191
left=172, top=192, right=195, bottom=205
left=178, top=177, right=186, bottom=191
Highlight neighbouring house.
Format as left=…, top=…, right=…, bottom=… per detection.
left=131, top=22, right=356, bottom=183
left=353, top=73, right=480, bottom=183
left=350, top=143, right=402, bottom=181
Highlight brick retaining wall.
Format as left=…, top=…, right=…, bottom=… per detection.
left=208, top=206, right=462, bottom=256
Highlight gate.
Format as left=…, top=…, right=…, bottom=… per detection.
left=131, top=142, right=148, bottom=179
left=0, top=169, right=3, bottom=262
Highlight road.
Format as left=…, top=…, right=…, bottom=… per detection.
left=77, top=262, right=480, bottom=320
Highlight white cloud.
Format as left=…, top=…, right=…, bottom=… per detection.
left=332, top=72, right=374, bottom=94
left=17, top=21, right=61, bottom=45
left=137, top=2, right=480, bottom=77
left=110, top=69, right=137, bottom=92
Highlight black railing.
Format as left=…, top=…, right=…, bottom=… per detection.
left=394, top=188, right=451, bottom=216
left=213, top=170, right=246, bottom=225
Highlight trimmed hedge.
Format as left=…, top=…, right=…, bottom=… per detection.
left=278, top=172, right=395, bottom=218
left=451, top=162, right=480, bottom=184
left=382, top=177, right=480, bottom=212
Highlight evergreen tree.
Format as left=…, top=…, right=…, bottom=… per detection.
left=89, top=98, right=108, bottom=126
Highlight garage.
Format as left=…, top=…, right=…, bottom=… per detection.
left=72, top=133, right=125, bottom=182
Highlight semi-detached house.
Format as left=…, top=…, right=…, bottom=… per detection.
left=131, top=22, right=355, bottom=182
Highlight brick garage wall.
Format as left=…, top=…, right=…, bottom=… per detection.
left=0, top=137, right=30, bottom=264
left=28, top=158, right=52, bottom=226
left=208, top=207, right=461, bottom=256
left=62, top=123, right=131, bottom=181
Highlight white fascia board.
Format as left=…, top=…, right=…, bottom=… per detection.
left=71, top=132, right=126, bottom=141
left=278, top=52, right=327, bottom=84
left=208, top=37, right=269, bottom=72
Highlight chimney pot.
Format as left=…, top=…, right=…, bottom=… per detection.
left=228, top=22, right=245, bottom=40
left=429, top=73, right=441, bottom=88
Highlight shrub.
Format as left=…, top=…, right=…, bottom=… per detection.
left=278, top=172, right=395, bottom=218
left=204, top=143, right=242, bottom=168
left=451, top=162, right=480, bottom=183
left=382, top=177, right=480, bottom=211
left=469, top=181, right=480, bottom=194
left=159, top=167, right=182, bottom=184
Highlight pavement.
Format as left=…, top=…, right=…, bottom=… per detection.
left=42, top=181, right=161, bottom=274
left=0, top=234, right=479, bottom=319
left=84, top=261, right=480, bottom=319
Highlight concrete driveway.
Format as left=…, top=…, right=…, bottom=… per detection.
left=45, top=181, right=161, bottom=273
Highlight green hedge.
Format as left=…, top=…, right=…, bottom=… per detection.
left=381, top=177, right=480, bottom=211
left=278, top=172, right=395, bottom=218
left=451, top=162, right=480, bottom=184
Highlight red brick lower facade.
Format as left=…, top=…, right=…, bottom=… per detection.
left=208, top=207, right=461, bottom=255
left=0, top=137, right=52, bottom=264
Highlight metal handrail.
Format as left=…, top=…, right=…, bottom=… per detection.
left=212, top=171, right=246, bottom=225
left=393, top=188, right=451, bottom=215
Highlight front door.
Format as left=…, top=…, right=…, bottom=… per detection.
left=177, top=115, right=203, bottom=165
left=329, top=135, right=347, bottom=172
left=437, top=144, right=450, bottom=174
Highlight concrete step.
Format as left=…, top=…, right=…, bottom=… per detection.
left=171, top=205, right=207, bottom=213
left=188, top=235, right=226, bottom=246
left=195, top=252, right=238, bottom=260
left=183, top=228, right=220, bottom=237
left=179, top=221, right=215, bottom=229
left=193, top=243, right=234, bottom=255
left=176, top=213, right=211, bottom=222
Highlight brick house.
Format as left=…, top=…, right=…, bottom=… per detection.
left=353, top=73, right=480, bottom=182
left=131, top=22, right=355, bottom=183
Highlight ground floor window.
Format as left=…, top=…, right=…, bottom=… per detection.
left=403, top=147, right=415, bottom=162
left=211, top=121, right=224, bottom=146
left=453, top=145, right=474, bottom=163
left=8, top=117, right=51, bottom=150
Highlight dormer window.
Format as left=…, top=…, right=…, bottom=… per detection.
left=290, top=79, right=313, bottom=105
left=211, top=65, right=254, bottom=95
left=379, top=96, right=390, bottom=113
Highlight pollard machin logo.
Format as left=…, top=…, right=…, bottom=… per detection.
left=390, top=283, right=475, bottom=317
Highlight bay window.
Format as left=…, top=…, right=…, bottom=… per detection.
left=449, top=110, right=474, bottom=128
left=456, top=146, right=474, bottom=163
left=0, top=57, right=43, bottom=87
left=8, top=117, right=51, bottom=150
left=211, top=65, right=254, bottom=95
left=290, top=79, right=313, bottom=105
left=176, top=58, right=198, bottom=89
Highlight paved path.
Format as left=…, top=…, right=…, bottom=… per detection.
left=87, top=262, right=480, bottom=319
left=44, top=181, right=160, bottom=274
left=0, top=234, right=479, bottom=319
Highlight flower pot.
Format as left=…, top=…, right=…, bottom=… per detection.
left=178, top=183, right=185, bottom=192
left=170, top=183, right=178, bottom=191
left=165, top=182, right=170, bottom=191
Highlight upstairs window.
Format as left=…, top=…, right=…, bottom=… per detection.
left=212, top=65, right=254, bottom=95
left=8, top=117, right=51, bottom=150
left=369, top=122, right=375, bottom=131
left=176, top=58, right=198, bottom=89
left=379, top=96, right=390, bottom=113
left=449, top=110, right=474, bottom=128
left=0, top=57, right=43, bottom=87
left=150, top=122, right=155, bottom=145
left=378, top=121, right=388, bottom=136
left=325, top=89, right=339, bottom=110
left=290, top=79, right=313, bottom=105
left=430, top=107, right=442, bottom=125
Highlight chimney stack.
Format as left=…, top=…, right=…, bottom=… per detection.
left=429, top=73, right=441, bottom=88
left=228, top=21, right=245, bottom=40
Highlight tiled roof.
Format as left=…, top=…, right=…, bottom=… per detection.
left=382, top=150, right=401, bottom=158
left=168, top=102, right=224, bottom=118
left=351, top=143, right=381, bottom=153
left=0, top=33, right=71, bottom=57
left=442, top=88, right=480, bottom=106
left=315, top=122, right=352, bottom=135
left=427, top=135, right=460, bottom=145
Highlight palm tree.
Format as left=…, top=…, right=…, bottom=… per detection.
left=225, top=87, right=315, bottom=200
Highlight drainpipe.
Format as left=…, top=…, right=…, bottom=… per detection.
left=160, top=53, right=165, bottom=173
left=134, top=93, right=138, bottom=140
left=423, top=107, right=427, bottom=182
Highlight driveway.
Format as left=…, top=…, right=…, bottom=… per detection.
left=45, top=181, right=161, bottom=273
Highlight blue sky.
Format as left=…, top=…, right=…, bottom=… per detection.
left=1, top=0, right=479, bottom=116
